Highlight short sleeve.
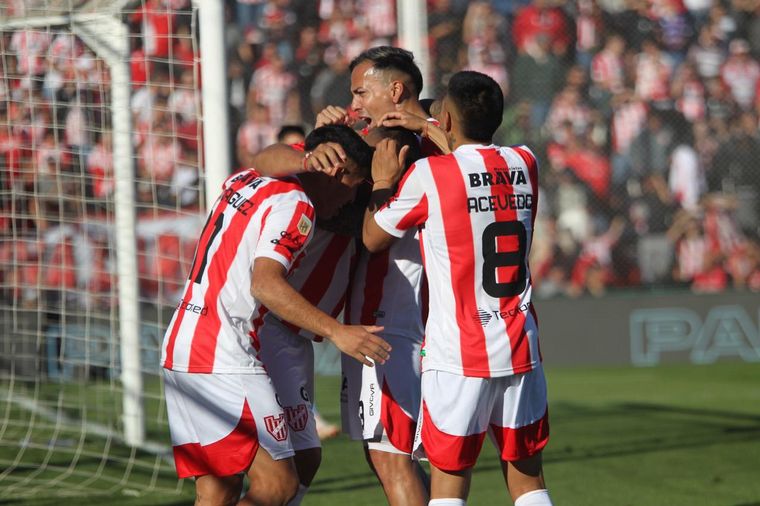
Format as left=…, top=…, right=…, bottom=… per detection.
left=374, top=162, right=428, bottom=238
left=255, top=194, right=315, bottom=270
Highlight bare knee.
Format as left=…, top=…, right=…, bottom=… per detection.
left=195, top=474, right=243, bottom=506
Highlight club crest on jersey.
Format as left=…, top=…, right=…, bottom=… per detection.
left=264, top=414, right=289, bottom=441
left=285, top=404, right=309, bottom=432
left=297, top=214, right=313, bottom=236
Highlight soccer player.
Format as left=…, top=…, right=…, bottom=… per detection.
left=252, top=46, right=442, bottom=506
left=363, top=71, right=553, bottom=506
left=160, top=125, right=391, bottom=506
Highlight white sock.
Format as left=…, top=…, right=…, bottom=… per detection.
left=287, top=484, right=308, bottom=506
left=514, top=488, right=552, bottom=506
left=429, top=499, right=466, bottom=506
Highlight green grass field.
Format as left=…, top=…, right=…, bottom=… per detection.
left=2, top=362, right=759, bottom=505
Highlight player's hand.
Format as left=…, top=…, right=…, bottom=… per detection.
left=378, top=111, right=428, bottom=133
left=304, top=141, right=347, bottom=176
left=315, top=106, right=351, bottom=128
left=329, top=324, right=391, bottom=367
left=371, top=138, right=410, bottom=188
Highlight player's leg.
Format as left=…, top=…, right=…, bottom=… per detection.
left=488, top=365, right=552, bottom=505
left=415, top=370, right=494, bottom=503
left=362, top=336, right=427, bottom=505
left=254, top=320, right=321, bottom=504
left=194, top=474, right=243, bottom=506
left=163, top=370, right=294, bottom=504
left=240, top=450, right=299, bottom=506
left=366, top=449, right=428, bottom=506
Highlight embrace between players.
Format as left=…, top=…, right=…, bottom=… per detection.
left=160, top=46, right=553, bottom=506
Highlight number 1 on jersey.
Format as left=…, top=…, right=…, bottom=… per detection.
left=481, top=220, right=527, bottom=298
left=190, top=213, right=224, bottom=284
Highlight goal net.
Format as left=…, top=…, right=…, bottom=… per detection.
left=0, top=0, right=210, bottom=499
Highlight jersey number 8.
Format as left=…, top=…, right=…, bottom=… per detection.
left=481, top=220, right=527, bottom=298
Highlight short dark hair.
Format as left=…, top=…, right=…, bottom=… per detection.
left=277, top=124, right=306, bottom=142
left=305, top=125, right=374, bottom=179
left=349, top=46, right=423, bottom=97
left=371, top=126, right=422, bottom=170
left=446, top=71, right=503, bottom=142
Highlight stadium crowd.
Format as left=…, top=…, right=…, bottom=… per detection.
left=2, top=0, right=760, bottom=308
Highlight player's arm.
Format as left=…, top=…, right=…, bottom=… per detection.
left=362, top=138, right=412, bottom=252
left=378, top=111, right=451, bottom=154
left=251, top=142, right=348, bottom=177
left=251, top=258, right=390, bottom=366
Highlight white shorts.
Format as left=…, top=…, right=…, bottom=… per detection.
left=413, top=365, right=549, bottom=472
left=258, top=317, right=319, bottom=451
left=163, top=368, right=294, bottom=479
left=341, top=334, right=421, bottom=454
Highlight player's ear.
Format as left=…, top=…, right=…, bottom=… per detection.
left=390, top=80, right=404, bottom=104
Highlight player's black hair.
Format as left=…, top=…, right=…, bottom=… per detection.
left=305, top=124, right=374, bottom=179
left=371, top=126, right=422, bottom=170
left=349, top=46, right=423, bottom=98
left=445, top=71, right=504, bottom=142
left=277, top=124, right=306, bottom=142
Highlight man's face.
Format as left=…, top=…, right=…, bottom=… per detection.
left=350, top=60, right=396, bottom=127
left=300, top=157, right=364, bottom=219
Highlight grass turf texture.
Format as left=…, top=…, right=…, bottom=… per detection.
left=1, top=362, right=758, bottom=505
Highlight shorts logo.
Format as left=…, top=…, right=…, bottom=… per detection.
left=264, top=414, right=289, bottom=442
left=285, top=404, right=309, bottom=432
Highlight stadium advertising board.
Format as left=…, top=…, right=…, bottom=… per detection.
left=537, top=292, right=760, bottom=367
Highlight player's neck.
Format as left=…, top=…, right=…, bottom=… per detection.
left=451, top=132, right=492, bottom=151
left=398, top=100, right=428, bottom=119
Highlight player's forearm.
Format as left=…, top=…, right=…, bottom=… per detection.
left=251, top=144, right=303, bottom=177
left=362, top=183, right=396, bottom=252
left=251, top=268, right=341, bottom=340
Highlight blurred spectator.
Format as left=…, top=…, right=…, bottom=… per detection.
left=512, top=0, right=571, bottom=57
left=511, top=33, right=566, bottom=131
left=310, top=49, right=352, bottom=116
left=236, top=102, right=278, bottom=168
left=720, top=38, right=760, bottom=110
left=247, top=50, right=296, bottom=126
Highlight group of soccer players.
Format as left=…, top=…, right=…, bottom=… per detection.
left=160, top=46, right=553, bottom=506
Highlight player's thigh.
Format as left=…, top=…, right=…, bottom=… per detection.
left=258, top=320, right=319, bottom=451
left=363, top=335, right=421, bottom=454
left=415, top=370, right=495, bottom=472
left=487, top=364, right=550, bottom=463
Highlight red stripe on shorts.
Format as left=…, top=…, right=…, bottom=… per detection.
left=380, top=380, right=415, bottom=453
left=172, top=399, right=259, bottom=479
left=489, top=406, right=549, bottom=462
left=421, top=400, right=486, bottom=472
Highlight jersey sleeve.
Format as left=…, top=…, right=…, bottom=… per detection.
left=373, top=162, right=429, bottom=238
left=255, top=192, right=315, bottom=270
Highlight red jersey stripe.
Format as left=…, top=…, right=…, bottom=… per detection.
left=478, top=148, right=532, bottom=372
left=429, top=155, right=490, bottom=375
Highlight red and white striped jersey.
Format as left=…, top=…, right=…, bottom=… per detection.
left=274, top=227, right=356, bottom=341
left=346, top=231, right=425, bottom=341
left=373, top=144, right=540, bottom=378
left=161, top=169, right=315, bottom=374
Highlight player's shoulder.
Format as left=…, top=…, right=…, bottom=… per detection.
left=502, top=144, right=539, bottom=168
left=225, top=169, right=308, bottom=198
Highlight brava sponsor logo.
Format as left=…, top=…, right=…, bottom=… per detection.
left=468, top=169, right=527, bottom=188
